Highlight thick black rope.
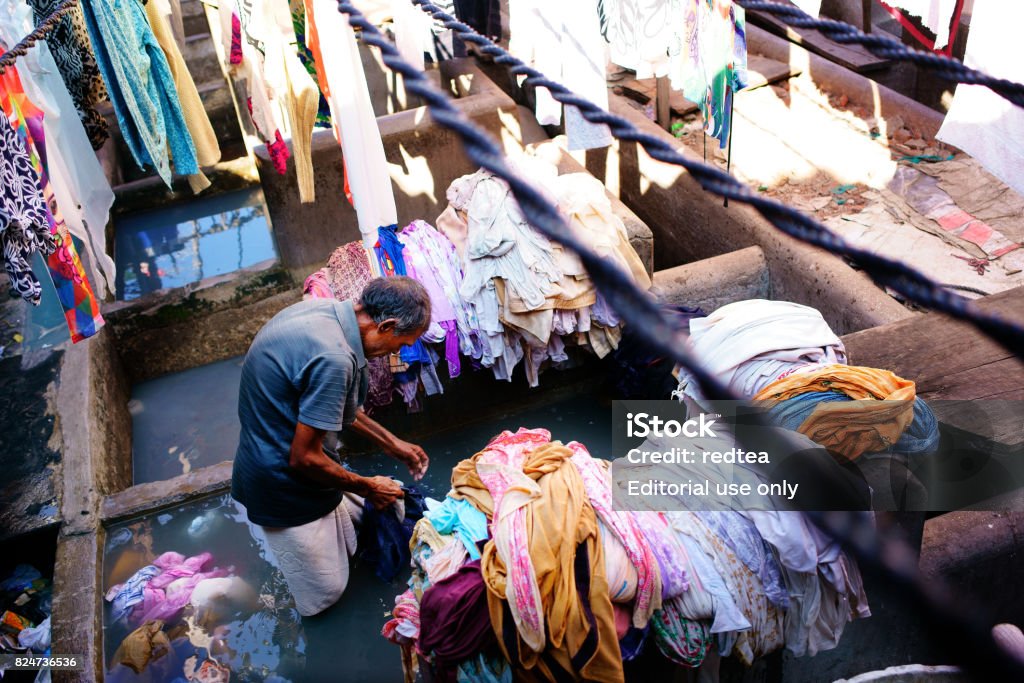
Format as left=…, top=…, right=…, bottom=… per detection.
left=335, top=2, right=1024, bottom=678
left=739, top=0, right=1024, bottom=108
left=410, top=1, right=1024, bottom=359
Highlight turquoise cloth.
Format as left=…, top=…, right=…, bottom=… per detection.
left=81, top=0, right=198, bottom=186
left=426, top=496, right=489, bottom=560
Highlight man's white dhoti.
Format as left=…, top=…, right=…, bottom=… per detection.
left=262, top=493, right=364, bottom=616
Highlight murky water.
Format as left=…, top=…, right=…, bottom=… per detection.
left=130, top=356, right=245, bottom=485
left=114, top=188, right=276, bottom=301
left=106, top=394, right=611, bottom=682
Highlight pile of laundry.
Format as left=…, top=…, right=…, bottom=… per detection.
left=0, top=563, right=53, bottom=679
left=304, top=155, right=651, bottom=411
left=381, top=427, right=870, bottom=682
left=103, top=550, right=257, bottom=682
left=672, top=299, right=940, bottom=461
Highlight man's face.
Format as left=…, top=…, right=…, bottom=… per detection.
left=363, top=320, right=427, bottom=358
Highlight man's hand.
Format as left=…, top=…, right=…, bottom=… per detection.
left=351, top=410, right=430, bottom=481
left=385, top=438, right=429, bottom=481
left=365, top=476, right=404, bottom=511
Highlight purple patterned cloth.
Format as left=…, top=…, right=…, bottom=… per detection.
left=400, top=221, right=461, bottom=377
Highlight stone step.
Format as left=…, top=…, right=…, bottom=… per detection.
left=183, top=33, right=224, bottom=86
left=182, top=10, right=210, bottom=39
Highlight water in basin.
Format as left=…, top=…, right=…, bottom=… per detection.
left=114, top=188, right=276, bottom=301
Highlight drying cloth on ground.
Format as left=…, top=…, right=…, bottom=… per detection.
left=262, top=492, right=363, bottom=616
left=756, top=365, right=917, bottom=462
left=418, top=560, right=494, bottom=677
left=359, top=486, right=427, bottom=582
left=937, top=0, right=1024, bottom=197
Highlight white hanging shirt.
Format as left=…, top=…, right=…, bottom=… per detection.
left=311, top=0, right=398, bottom=246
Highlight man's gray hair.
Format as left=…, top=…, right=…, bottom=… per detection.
left=360, top=277, right=432, bottom=335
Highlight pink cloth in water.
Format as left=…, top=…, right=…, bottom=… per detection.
left=136, top=552, right=230, bottom=623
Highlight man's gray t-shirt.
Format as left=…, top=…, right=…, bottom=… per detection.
left=232, top=299, right=368, bottom=527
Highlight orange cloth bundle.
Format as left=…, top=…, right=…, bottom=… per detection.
left=754, top=365, right=917, bottom=461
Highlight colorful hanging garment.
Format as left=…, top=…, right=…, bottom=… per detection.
left=669, top=0, right=749, bottom=148
left=27, top=0, right=110, bottom=149
left=288, top=0, right=332, bottom=127
left=81, top=0, right=199, bottom=187
left=0, top=65, right=104, bottom=342
left=0, top=110, right=54, bottom=304
left=307, top=0, right=397, bottom=245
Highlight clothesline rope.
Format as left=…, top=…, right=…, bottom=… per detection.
left=334, top=1, right=1024, bottom=678
left=0, top=0, right=78, bottom=73
left=409, top=0, right=1024, bottom=360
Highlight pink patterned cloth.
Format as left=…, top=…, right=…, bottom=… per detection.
left=229, top=13, right=243, bottom=65
left=566, top=442, right=662, bottom=627
left=306, top=241, right=394, bottom=409
left=382, top=588, right=421, bottom=642
left=136, top=552, right=230, bottom=623
left=475, top=428, right=552, bottom=652
left=633, top=511, right=692, bottom=600
left=302, top=270, right=332, bottom=299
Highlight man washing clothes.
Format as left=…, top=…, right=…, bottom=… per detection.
left=231, top=276, right=432, bottom=617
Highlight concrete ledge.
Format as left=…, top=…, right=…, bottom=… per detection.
left=103, top=266, right=297, bottom=383
left=257, top=58, right=527, bottom=270
left=101, top=460, right=234, bottom=525
left=51, top=532, right=103, bottom=683
left=652, top=246, right=769, bottom=311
